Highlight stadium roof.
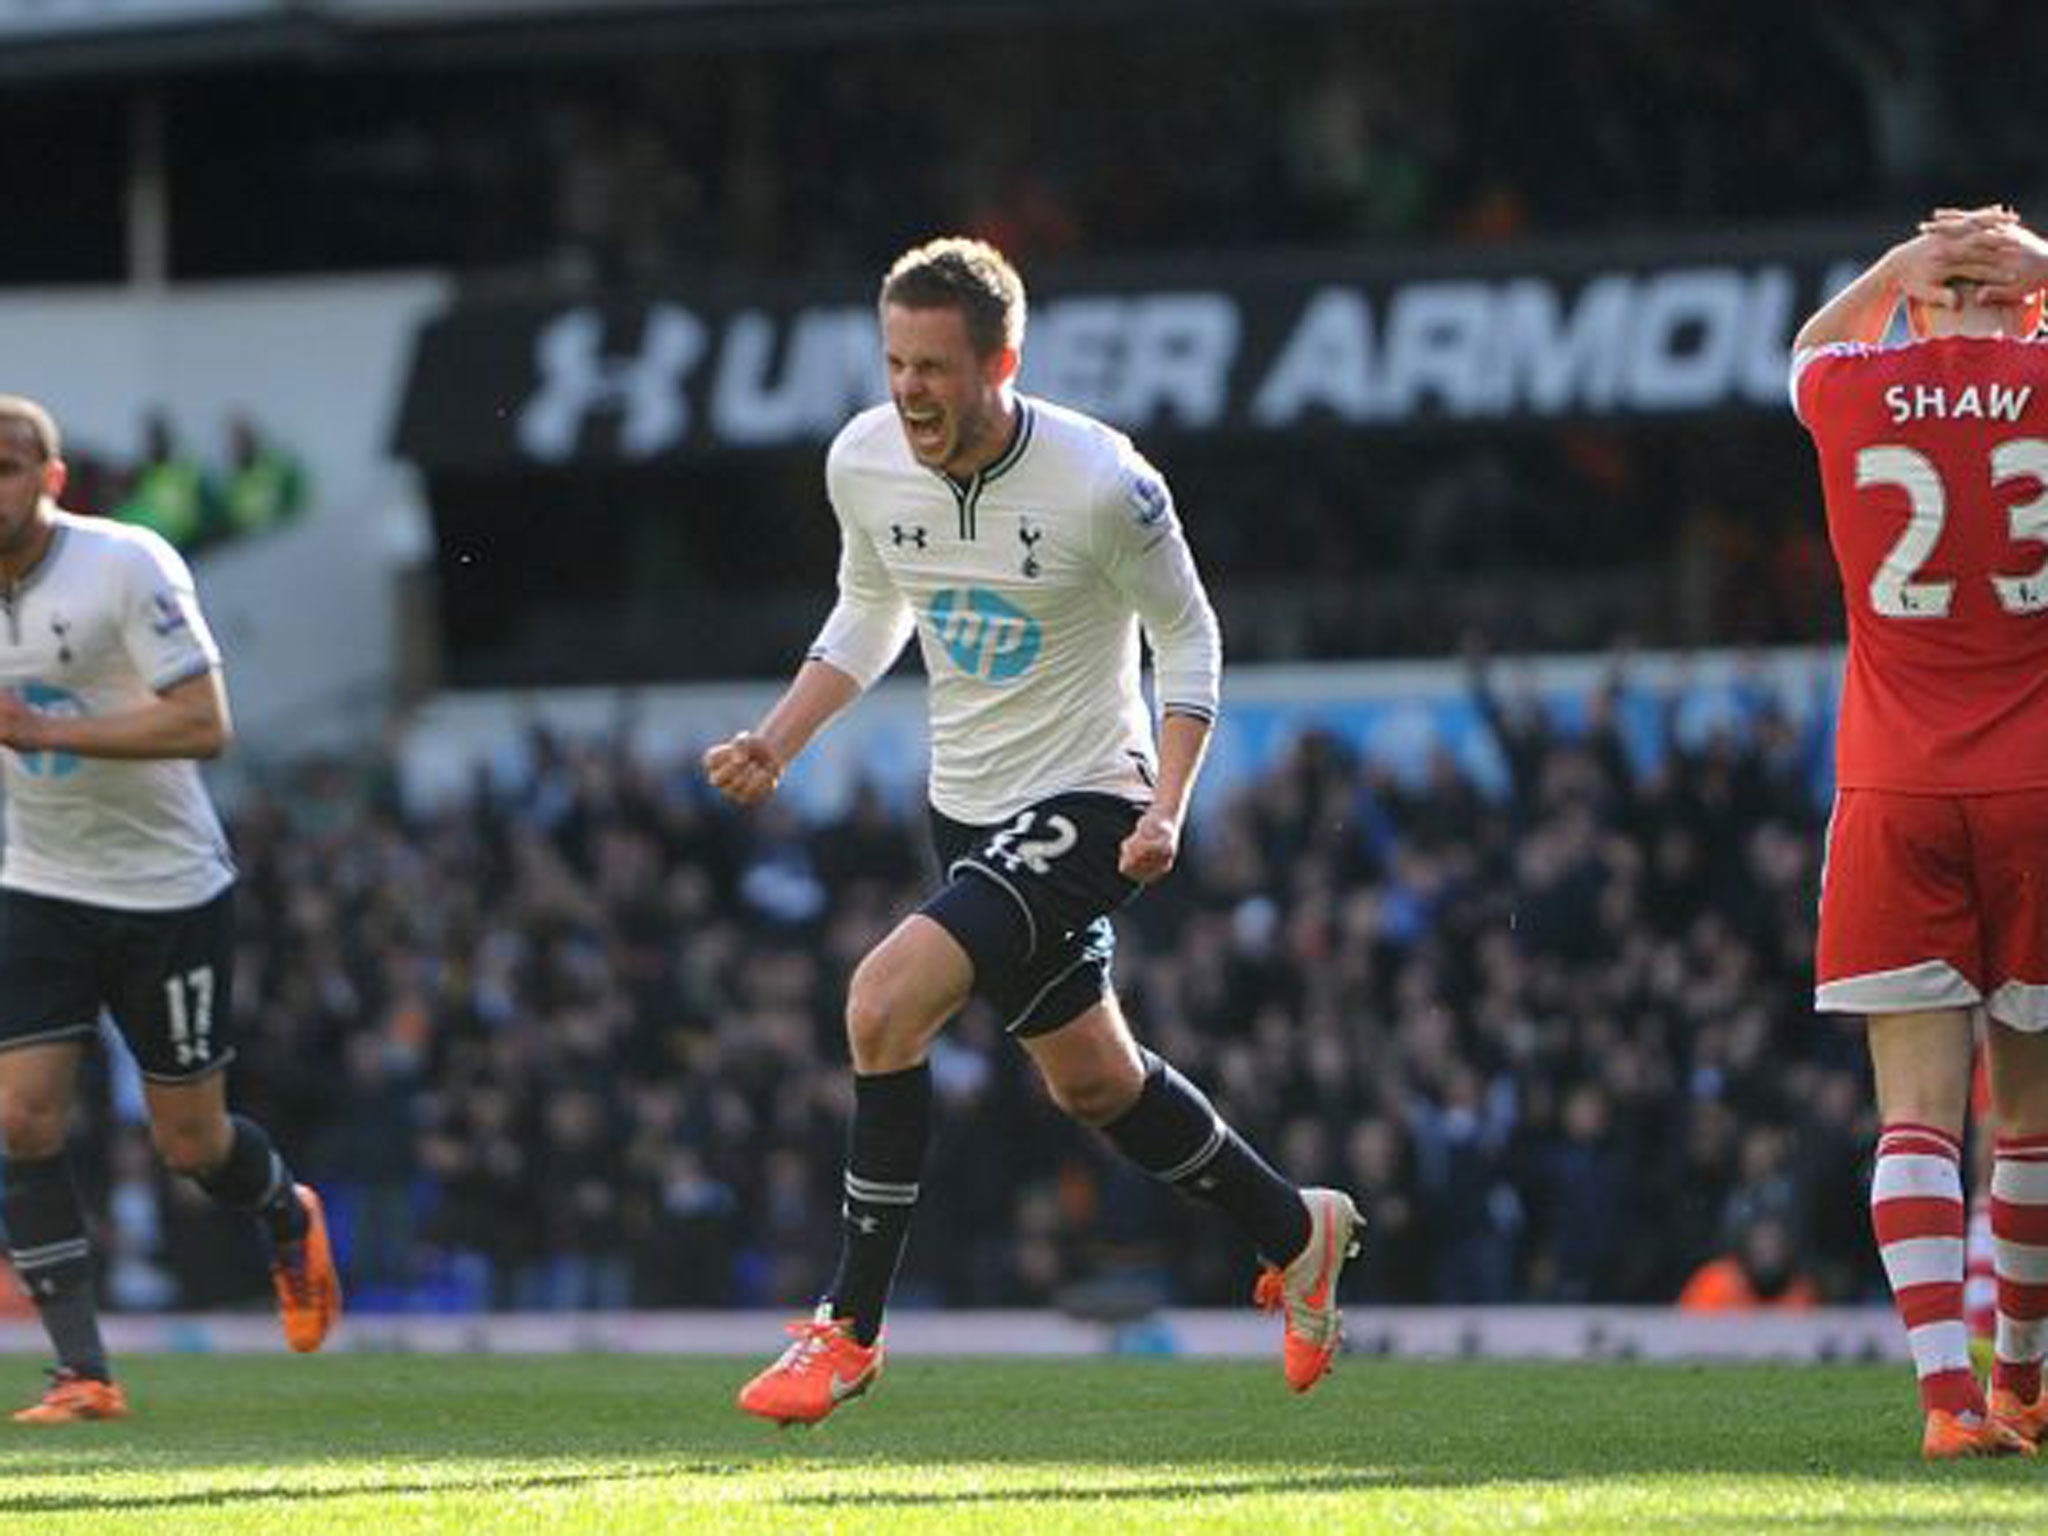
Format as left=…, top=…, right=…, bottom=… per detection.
left=0, top=0, right=1321, bottom=77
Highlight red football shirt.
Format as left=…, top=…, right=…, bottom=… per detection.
left=1795, top=335, right=2048, bottom=791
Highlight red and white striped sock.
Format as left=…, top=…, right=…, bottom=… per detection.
left=1872, top=1122, right=1981, bottom=1419
left=1991, top=1133, right=2048, bottom=1404
left=1967, top=1186, right=1998, bottom=1346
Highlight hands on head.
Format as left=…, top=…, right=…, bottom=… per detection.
left=1910, top=204, right=2048, bottom=311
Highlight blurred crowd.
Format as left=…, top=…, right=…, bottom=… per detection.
left=522, top=1, right=2040, bottom=285
left=105, top=1, right=2045, bottom=288
left=40, top=656, right=1888, bottom=1317
left=60, top=411, right=308, bottom=558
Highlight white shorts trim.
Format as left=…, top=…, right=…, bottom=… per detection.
left=950, top=857, right=1039, bottom=960
left=0, top=1021, right=98, bottom=1053
left=1816, top=960, right=1979, bottom=1017
left=137, top=1047, right=236, bottom=1086
left=1002, top=954, right=1095, bottom=1035
left=1988, top=981, right=2048, bottom=1034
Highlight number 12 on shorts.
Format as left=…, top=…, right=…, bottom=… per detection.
left=163, top=965, right=216, bottom=1066
left=986, top=810, right=1079, bottom=875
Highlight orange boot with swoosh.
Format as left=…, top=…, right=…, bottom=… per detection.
left=1254, top=1187, right=1365, bottom=1393
left=737, top=1305, right=884, bottom=1427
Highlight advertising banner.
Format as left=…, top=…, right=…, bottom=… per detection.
left=395, top=243, right=1870, bottom=471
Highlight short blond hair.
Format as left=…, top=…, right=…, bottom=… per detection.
left=880, top=237, right=1026, bottom=358
left=0, top=396, right=61, bottom=462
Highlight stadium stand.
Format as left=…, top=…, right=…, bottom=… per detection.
left=0, top=0, right=2041, bottom=1334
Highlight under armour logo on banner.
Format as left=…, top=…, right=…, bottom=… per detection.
left=517, top=306, right=707, bottom=463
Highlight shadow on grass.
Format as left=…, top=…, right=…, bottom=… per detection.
left=0, top=1462, right=727, bottom=1515
left=779, top=1464, right=2040, bottom=1516
left=786, top=1467, right=1408, bottom=1507
left=0, top=1357, right=2004, bottom=1499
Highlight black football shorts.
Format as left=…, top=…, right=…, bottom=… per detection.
left=0, top=885, right=237, bottom=1082
left=922, top=792, right=1144, bottom=1037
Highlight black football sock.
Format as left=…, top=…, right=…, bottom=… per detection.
left=3, top=1154, right=108, bottom=1380
left=193, top=1115, right=307, bottom=1246
left=824, top=1063, right=932, bottom=1347
left=1100, top=1050, right=1312, bottom=1267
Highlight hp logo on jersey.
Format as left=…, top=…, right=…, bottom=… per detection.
left=15, top=684, right=82, bottom=778
left=929, top=588, right=1041, bottom=683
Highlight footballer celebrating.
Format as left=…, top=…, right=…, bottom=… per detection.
left=0, top=397, right=339, bottom=1423
left=705, top=237, right=1361, bottom=1425
left=1793, top=220, right=2048, bottom=1458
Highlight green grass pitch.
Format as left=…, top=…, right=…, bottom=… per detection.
left=0, top=1354, right=2039, bottom=1534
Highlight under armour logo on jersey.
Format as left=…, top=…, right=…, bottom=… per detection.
left=891, top=524, right=928, bottom=550
left=1018, top=518, right=1044, bottom=578
left=517, top=306, right=707, bottom=463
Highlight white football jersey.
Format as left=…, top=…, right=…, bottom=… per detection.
left=811, top=395, right=1221, bottom=825
left=0, top=512, right=233, bottom=910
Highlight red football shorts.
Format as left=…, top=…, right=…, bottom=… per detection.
left=1816, top=788, right=2048, bottom=1030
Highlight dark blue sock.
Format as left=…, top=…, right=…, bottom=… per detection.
left=2, top=1154, right=107, bottom=1379
left=193, top=1116, right=307, bottom=1246
left=825, top=1063, right=932, bottom=1346
left=1100, top=1050, right=1311, bottom=1266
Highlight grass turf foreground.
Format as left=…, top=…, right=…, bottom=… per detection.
left=0, top=1355, right=2038, bottom=1535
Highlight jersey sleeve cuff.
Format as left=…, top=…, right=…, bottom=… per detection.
left=150, top=658, right=216, bottom=693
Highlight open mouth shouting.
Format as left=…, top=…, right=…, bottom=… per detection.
left=897, top=403, right=951, bottom=462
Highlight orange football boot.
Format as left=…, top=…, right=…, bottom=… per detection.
left=1923, top=1407, right=2035, bottom=1460
left=12, top=1369, right=129, bottom=1424
left=1988, top=1386, right=2048, bottom=1449
left=271, top=1184, right=342, bottom=1353
left=736, top=1306, right=883, bottom=1426
left=1254, top=1187, right=1364, bottom=1393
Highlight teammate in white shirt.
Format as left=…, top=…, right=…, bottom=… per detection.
left=707, top=238, right=1361, bottom=1426
left=0, top=397, right=339, bottom=1424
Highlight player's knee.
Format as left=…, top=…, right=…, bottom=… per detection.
left=0, top=1095, right=68, bottom=1158
left=844, top=962, right=933, bottom=1069
left=1043, top=1065, right=1142, bottom=1127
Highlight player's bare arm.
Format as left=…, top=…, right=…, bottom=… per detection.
left=702, top=656, right=862, bottom=807
left=1119, top=709, right=1211, bottom=884
left=0, top=669, right=230, bottom=761
left=1793, top=232, right=1978, bottom=352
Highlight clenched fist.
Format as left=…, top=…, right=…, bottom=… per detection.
left=703, top=730, right=784, bottom=807
left=1118, top=807, right=1181, bottom=885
